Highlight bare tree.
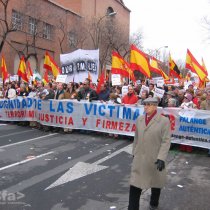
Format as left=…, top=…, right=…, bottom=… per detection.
left=0, top=0, right=17, bottom=53
left=130, top=29, right=144, bottom=50
left=202, top=16, right=210, bottom=42
left=67, top=18, right=88, bottom=51
left=85, top=16, right=131, bottom=70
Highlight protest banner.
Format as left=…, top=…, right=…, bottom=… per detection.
left=0, top=98, right=210, bottom=149
left=60, top=49, right=99, bottom=83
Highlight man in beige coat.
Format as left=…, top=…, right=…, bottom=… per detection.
left=128, top=97, right=171, bottom=210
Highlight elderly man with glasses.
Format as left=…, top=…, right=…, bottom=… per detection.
left=77, top=78, right=98, bottom=102
left=128, top=97, right=171, bottom=210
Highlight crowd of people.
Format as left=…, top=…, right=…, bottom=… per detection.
left=0, top=77, right=210, bottom=155
left=1, top=77, right=210, bottom=110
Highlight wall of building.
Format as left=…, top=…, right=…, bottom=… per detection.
left=0, top=0, right=130, bottom=75
left=1, top=0, right=80, bottom=75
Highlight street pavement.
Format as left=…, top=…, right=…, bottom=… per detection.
left=0, top=122, right=210, bottom=210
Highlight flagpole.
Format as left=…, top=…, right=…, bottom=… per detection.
left=129, top=72, right=130, bottom=84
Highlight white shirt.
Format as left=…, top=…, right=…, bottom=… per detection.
left=8, top=88, right=16, bottom=99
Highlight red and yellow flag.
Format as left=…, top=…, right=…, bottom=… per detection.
left=1, top=56, right=9, bottom=81
left=149, top=57, right=169, bottom=80
left=44, top=51, right=61, bottom=77
left=201, top=58, right=208, bottom=77
left=130, top=44, right=151, bottom=78
left=169, top=53, right=182, bottom=79
left=27, top=61, right=33, bottom=77
left=17, top=56, right=29, bottom=83
left=96, top=70, right=105, bottom=94
left=185, top=72, right=191, bottom=81
left=185, top=49, right=207, bottom=81
left=111, top=51, right=136, bottom=82
left=26, top=61, right=33, bottom=82
left=42, top=69, right=49, bottom=85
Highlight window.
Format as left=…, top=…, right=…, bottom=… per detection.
left=12, top=10, right=23, bottom=30
left=28, top=17, right=37, bottom=35
left=68, top=32, right=76, bottom=47
left=43, top=22, right=52, bottom=40
left=106, top=7, right=114, bottom=15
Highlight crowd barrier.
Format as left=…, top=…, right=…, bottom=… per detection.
left=0, top=98, right=210, bottom=149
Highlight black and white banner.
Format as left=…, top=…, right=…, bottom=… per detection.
left=60, top=49, right=99, bottom=83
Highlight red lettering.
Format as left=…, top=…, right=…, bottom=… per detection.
left=131, top=124, right=136, bottom=132
left=29, top=111, right=34, bottom=118
left=96, top=119, right=101, bottom=127
left=119, top=122, right=124, bottom=131
left=125, top=123, right=130, bottom=132
left=59, top=116, right=63, bottom=124
left=45, top=114, right=49, bottom=122
left=106, top=120, right=111, bottom=129
left=68, top=117, right=74, bottom=125
left=50, top=115, right=54, bottom=123
left=111, top=121, right=118, bottom=130
left=169, top=115, right=175, bottom=131
left=82, top=117, right=88, bottom=126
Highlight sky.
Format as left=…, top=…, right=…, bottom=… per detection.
left=123, top=0, right=210, bottom=75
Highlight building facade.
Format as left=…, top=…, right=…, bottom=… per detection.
left=0, top=0, right=130, bottom=76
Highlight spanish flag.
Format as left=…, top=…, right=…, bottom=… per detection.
left=185, top=49, right=207, bottom=81
left=130, top=44, right=151, bottom=78
left=43, top=69, right=49, bottom=85
left=111, top=51, right=136, bottom=82
left=96, top=70, right=105, bottom=94
left=149, top=57, right=169, bottom=80
left=44, top=51, right=61, bottom=77
left=201, top=58, right=208, bottom=77
left=1, top=56, right=9, bottom=81
left=17, top=56, right=29, bottom=83
left=185, top=72, right=191, bottom=81
left=26, top=61, right=33, bottom=82
left=169, top=53, right=182, bottom=79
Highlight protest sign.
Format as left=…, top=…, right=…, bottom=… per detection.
left=121, top=86, right=128, bottom=96
left=139, top=85, right=149, bottom=97
left=153, top=87, right=165, bottom=98
left=56, top=75, right=68, bottom=83
left=111, top=74, right=121, bottom=86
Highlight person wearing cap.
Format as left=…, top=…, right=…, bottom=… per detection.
left=200, top=90, right=210, bottom=157
left=180, top=93, right=196, bottom=109
left=180, top=93, right=196, bottom=152
left=128, top=97, right=171, bottom=210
